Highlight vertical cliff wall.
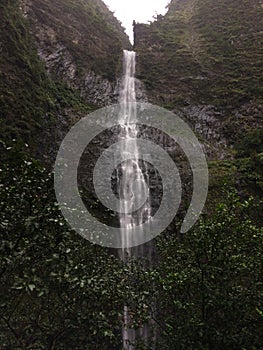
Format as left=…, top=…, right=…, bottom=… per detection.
left=21, top=0, right=131, bottom=106
left=0, top=0, right=131, bottom=159
left=134, top=0, right=263, bottom=156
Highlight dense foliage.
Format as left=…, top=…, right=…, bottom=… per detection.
left=236, top=128, right=263, bottom=157
left=0, top=144, right=119, bottom=349
left=155, top=193, right=263, bottom=349
left=0, top=144, right=262, bottom=349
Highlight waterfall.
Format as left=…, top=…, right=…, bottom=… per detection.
left=118, top=50, right=151, bottom=255
left=118, top=50, right=153, bottom=349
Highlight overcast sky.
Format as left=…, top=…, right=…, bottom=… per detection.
left=103, top=0, right=169, bottom=43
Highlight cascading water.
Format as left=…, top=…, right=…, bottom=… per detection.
left=118, top=50, right=151, bottom=255
left=118, top=51, right=153, bottom=349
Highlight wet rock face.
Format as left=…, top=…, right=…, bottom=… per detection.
left=23, top=18, right=147, bottom=107
left=178, top=105, right=225, bottom=143
left=175, top=105, right=230, bottom=160
left=37, top=34, right=77, bottom=82
left=82, top=71, right=118, bottom=106
left=135, top=79, right=148, bottom=103
left=26, top=19, right=118, bottom=107
left=76, top=69, right=148, bottom=106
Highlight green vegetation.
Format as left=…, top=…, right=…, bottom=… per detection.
left=0, top=0, right=129, bottom=155
left=235, top=128, right=263, bottom=157
left=207, top=154, right=263, bottom=223
left=0, top=0, right=262, bottom=349
left=135, top=0, right=263, bottom=109
left=0, top=0, right=95, bottom=154
left=0, top=0, right=54, bottom=148
left=0, top=143, right=262, bottom=349
left=156, top=191, right=263, bottom=349
left=28, top=0, right=131, bottom=81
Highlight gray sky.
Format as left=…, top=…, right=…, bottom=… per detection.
left=103, top=0, right=169, bottom=43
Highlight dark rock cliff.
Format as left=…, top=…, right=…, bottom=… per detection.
left=0, top=0, right=131, bottom=160
left=20, top=0, right=131, bottom=106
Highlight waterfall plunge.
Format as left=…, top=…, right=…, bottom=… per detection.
left=118, top=51, right=153, bottom=349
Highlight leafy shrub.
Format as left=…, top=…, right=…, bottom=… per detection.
left=155, top=190, right=263, bottom=349
left=235, top=128, right=263, bottom=157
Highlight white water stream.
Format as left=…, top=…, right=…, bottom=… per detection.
left=118, top=50, right=152, bottom=349
left=118, top=50, right=151, bottom=254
